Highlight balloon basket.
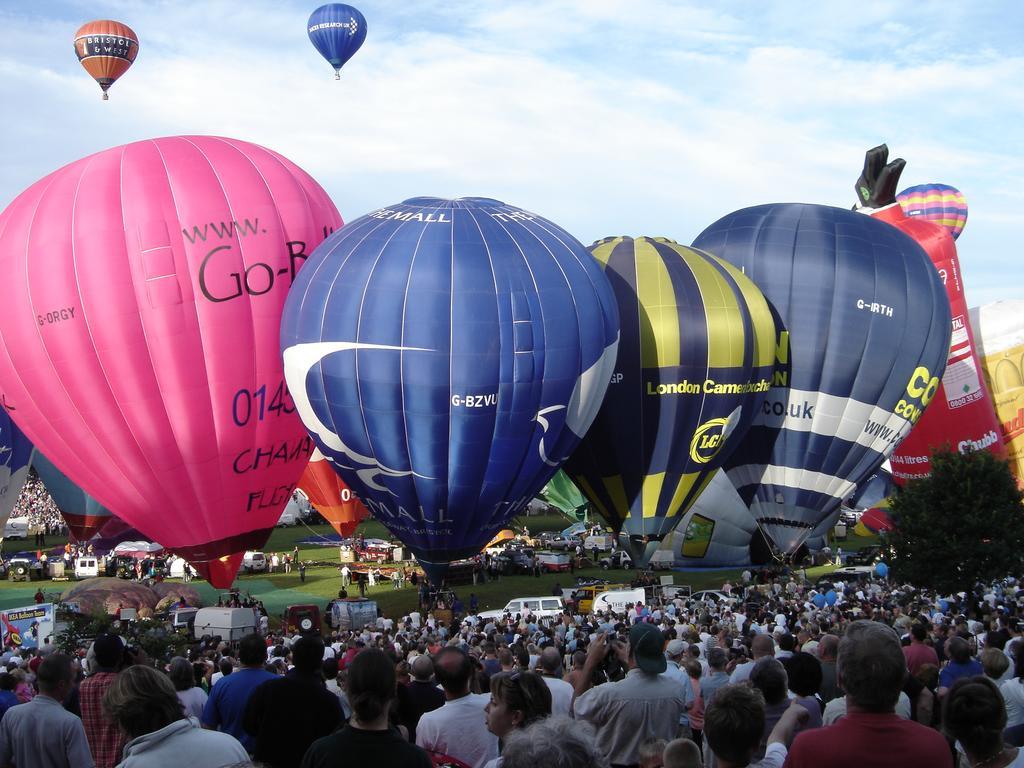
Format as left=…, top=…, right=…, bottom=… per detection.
left=102, top=92, right=109, bottom=101
left=334, top=71, right=340, bottom=80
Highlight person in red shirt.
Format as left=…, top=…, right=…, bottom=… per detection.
left=903, top=622, right=939, bottom=677
left=784, top=620, right=951, bottom=768
left=80, top=633, right=128, bottom=768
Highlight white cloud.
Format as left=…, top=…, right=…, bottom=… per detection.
left=0, top=1, right=1020, bottom=304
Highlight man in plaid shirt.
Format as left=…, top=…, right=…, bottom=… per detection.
left=79, top=634, right=128, bottom=768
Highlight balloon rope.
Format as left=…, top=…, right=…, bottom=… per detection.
left=296, top=515, right=337, bottom=543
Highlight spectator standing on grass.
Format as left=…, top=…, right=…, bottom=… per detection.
left=396, top=654, right=445, bottom=743
left=483, top=670, right=552, bottom=768
left=783, top=620, right=951, bottom=768
left=80, top=634, right=127, bottom=768
left=573, top=624, right=686, bottom=767
left=0, top=654, right=94, bottom=768
left=201, top=633, right=276, bottom=754
left=243, top=635, right=343, bottom=768
left=416, top=646, right=498, bottom=768
left=301, top=649, right=432, bottom=768
left=104, top=665, right=247, bottom=768
left=168, top=657, right=207, bottom=720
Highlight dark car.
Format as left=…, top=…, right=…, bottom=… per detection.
left=844, top=545, right=882, bottom=565
left=496, top=548, right=536, bottom=574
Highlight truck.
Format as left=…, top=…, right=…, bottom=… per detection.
left=592, top=588, right=647, bottom=614
left=192, top=607, right=257, bottom=642
left=536, top=551, right=571, bottom=573
left=2, top=517, right=29, bottom=541
left=599, top=551, right=633, bottom=570
left=328, top=598, right=378, bottom=631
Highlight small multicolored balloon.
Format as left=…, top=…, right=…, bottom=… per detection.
left=897, top=183, right=968, bottom=240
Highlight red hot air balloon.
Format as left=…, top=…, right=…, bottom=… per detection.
left=299, top=450, right=368, bottom=538
left=74, top=20, right=139, bottom=100
left=0, top=136, right=341, bottom=587
left=854, top=146, right=1005, bottom=484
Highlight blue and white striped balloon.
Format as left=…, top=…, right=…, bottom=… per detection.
left=693, top=204, right=951, bottom=554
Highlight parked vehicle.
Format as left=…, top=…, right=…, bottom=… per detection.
left=169, top=607, right=199, bottom=632
left=328, top=598, right=378, bottom=631
left=277, top=498, right=304, bottom=527
left=536, top=551, right=571, bottom=572
left=74, top=557, right=100, bottom=580
left=356, top=539, right=399, bottom=563
left=566, top=583, right=629, bottom=613
left=495, top=548, right=536, bottom=574
left=2, top=517, right=29, bottom=541
left=544, top=534, right=579, bottom=551
left=583, top=535, right=615, bottom=553
left=193, top=607, right=257, bottom=642
left=241, top=551, right=268, bottom=574
left=283, top=604, right=321, bottom=635
left=7, top=558, right=32, bottom=582
left=599, top=551, right=633, bottom=570
left=844, top=545, right=882, bottom=565
left=477, top=596, right=565, bottom=621
left=690, top=590, right=733, bottom=604
left=592, top=588, right=646, bottom=614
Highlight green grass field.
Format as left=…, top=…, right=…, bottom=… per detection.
left=0, top=513, right=879, bottom=620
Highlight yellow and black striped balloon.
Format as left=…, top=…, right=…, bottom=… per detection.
left=565, top=236, right=776, bottom=566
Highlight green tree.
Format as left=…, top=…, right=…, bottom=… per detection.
left=886, top=447, right=1024, bottom=610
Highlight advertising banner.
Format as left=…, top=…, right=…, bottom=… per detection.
left=0, top=603, right=54, bottom=650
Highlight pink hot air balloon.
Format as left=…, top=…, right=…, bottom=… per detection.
left=0, top=136, right=341, bottom=587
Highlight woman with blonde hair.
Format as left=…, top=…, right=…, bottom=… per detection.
left=103, top=664, right=248, bottom=767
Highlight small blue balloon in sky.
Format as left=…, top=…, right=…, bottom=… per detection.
left=308, top=4, right=367, bottom=79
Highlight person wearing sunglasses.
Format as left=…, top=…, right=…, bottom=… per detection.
left=484, top=670, right=552, bottom=768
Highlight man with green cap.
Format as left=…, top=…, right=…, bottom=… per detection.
left=572, top=623, right=687, bottom=768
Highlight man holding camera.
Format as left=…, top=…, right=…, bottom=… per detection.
left=573, top=624, right=686, bottom=768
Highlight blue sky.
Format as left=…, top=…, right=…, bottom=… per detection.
left=1, top=1, right=1021, bottom=305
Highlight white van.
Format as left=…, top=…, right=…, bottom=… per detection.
left=241, top=551, right=268, bottom=573
left=582, top=535, right=615, bottom=552
left=277, top=498, right=305, bottom=527
left=477, top=596, right=565, bottom=621
left=193, top=607, right=257, bottom=642
left=74, top=557, right=100, bottom=579
left=2, top=517, right=29, bottom=541
left=592, top=588, right=646, bottom=614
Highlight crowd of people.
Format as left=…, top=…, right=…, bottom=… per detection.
left=10, top=471, right=65, bottom=539
left=3, top=566, right=1024, bottom=767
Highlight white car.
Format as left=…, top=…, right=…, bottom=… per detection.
left=476, top=596, right=565, bottom=621
left=690, top=590, right=733, bottom=604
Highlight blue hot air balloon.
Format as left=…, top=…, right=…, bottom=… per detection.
left=33, top=453, right=114, bottom=542
left=281, top=197, right=619, bottom=581
left=308, top=4, right=367, bottom=79
left=693, top=204, right=951, bottom=555
left=0, top=409, right=34, bottom=531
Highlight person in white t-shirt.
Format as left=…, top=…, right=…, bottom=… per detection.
left=536, top=648, right=575, bottom=718
left=416, top=647, right=498, bottom=768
